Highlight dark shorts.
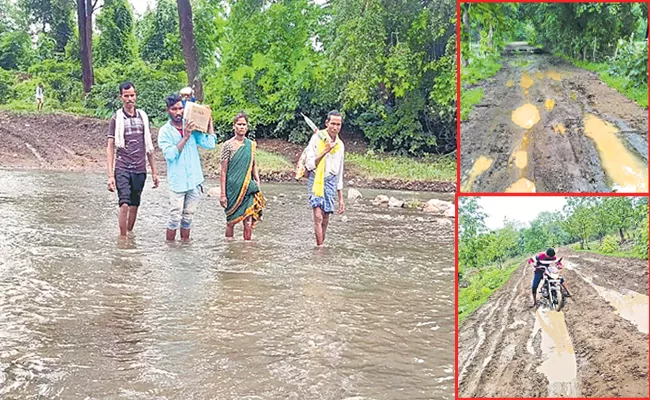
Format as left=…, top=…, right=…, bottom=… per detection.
left=115, top=170, right=146, bottom=207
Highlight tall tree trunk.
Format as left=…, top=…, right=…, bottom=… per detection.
left=77, top=0, right=94, bottom=93
left=619, top=227, right=625, bottom=242
left=177, top=0, right=203, bottom=102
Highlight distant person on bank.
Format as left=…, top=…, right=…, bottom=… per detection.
left=106, top=81, right=159, bottom=238
left=304, top=110, right=345, bottom=246
left=35, top=83, right=44, bottom=112
left=158, top=94, right=216, bottom=241
left=219, top=112, right=266, bottom=241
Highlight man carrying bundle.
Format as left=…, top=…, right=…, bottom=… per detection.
left=304, top=110, right=346, bottom=246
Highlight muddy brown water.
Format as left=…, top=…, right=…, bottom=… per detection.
left=0, top=170, right=454, bottom=399
left=461, top=49, right=648, bottom=193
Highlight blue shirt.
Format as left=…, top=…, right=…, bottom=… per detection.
left=158, top=121, right=216, bottom=193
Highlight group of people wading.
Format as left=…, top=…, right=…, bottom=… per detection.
left=106, top=82, right=345, bottom=246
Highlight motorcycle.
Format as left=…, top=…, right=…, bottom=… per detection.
left=536, top=257, right=565, bottom=311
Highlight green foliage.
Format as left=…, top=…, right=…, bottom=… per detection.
left=460, top=88, right=483, bottom=121
left=86, top=61, right=186, bottom=124
left=95, top=0, right=138, bottom=67
left=607, top=38, right=648, bottom=87
left=0, top=69, right=15, bottom=103
left=26, top=59, right=82, bottom=105
left=525, top=3, right=643, bottom=62
left=599, top=235, right=620, bottom=254
left=0, top=31, right=34, bottom=70
left=633, top=215, right=649, bottom=258
left=18, top=0, right=72, bottom=53
left=459, top=261, right=519, bottom=324
left=461, top=58, right=502, bottom=86
left=136, top=0, right=183, bottom=67
left=345, top=152, right=456, bottom=182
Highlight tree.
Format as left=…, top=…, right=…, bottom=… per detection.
left=19, top=0, right=72, bottom=54
left=459, top=197, right=488, bottom=271
left=563, top=198, right=597, bottom=249
left=602, top=197, right=636, bottom=242
left=177, top=0, right=203, bottom=101
left=137, top=0, right=182, bottom=65
left=76, top=0, right=95, bottom=93
left=95, top=0, right=137, bottom=66
left=0, top=31, right=33, bottom=70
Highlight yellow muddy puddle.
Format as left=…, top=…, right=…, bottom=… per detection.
left=513, top=150, right=528, bottom=169
left=545, top=99, right=555, bottom=111
left=584, top=277, right=649, bottom=334
left=505, top=177, right=536, bottom=192
left=546, top=70, right=562, bottom=81
left=506, top=80, right=514, bottom=87
left=552, top=124, right=566, bottom=135
left=462, top=156, right=493, bottom=192
left=533, top=309, right=581, bottom=397
left=567, top=261, right=649, bottom=334
left=520, top=72, right=534, bottom=89
left=524, top=89, right=529, bottom=95
left=583, top=113, right=647, bottom=192
left=512, top=104, right=540, bottom=129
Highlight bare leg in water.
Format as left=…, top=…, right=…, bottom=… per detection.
left=127, top=206, right=139, bottom=232
left=313, top=207, right=330, bottom=246
left=243, top=216, right=253, bottom=241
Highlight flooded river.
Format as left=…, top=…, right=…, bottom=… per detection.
left=0, top=170, right=454, bottom=399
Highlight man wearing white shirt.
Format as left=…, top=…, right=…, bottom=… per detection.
left=305, top=110, right=346, bottom=246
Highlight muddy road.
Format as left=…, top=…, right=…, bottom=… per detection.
left=458, top=249, right=648, bottom=398
left=461, top=49, right=648, bottom=193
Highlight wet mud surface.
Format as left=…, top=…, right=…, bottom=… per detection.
left=458, top=250, right=648, bottom=398
left=461, top=51, right=648, bottom=193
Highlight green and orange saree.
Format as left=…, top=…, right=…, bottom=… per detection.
left=224, top=139, right=266, bottom=226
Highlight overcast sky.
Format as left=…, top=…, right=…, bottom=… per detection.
left=129, top=0, right=156, bottom=16
left=474, top=196, right=568, bottom=231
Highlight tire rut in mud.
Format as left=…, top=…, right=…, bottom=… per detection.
left=459, top=263, right=548, bottom=397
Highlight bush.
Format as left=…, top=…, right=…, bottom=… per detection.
left=607, top=38, right=648, bottom=87
left=86, top=61, right=187, bottom=125
left=0, top=70, right=15, bottom=103
left=26, top=60, right=83, bottom=105
left=599, top=235, right=620, bottom=254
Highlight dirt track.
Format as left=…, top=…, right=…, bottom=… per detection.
left=0, top=112, right=456, bottom=192
left=461, top=50, right=648, bottom=193
left=458, top=249, right=648, bottom=398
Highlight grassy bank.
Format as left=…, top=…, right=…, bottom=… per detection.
left=201, top=148, right=457, bottom=183
left=346, top=152, right=456, bottom=182
left=568, top=240, right=648, bottom=260
left=459, top=259, right=520, bottom=325
left=460, top=58, right=502, bottom=121
left=560, top=55, right=648, bottom=108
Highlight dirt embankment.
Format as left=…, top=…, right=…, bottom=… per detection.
left=0, top=112, right=455, bottom=192
left=458, top=249, right=648, bottom=398
left=461, top=51, right=648, bottom=193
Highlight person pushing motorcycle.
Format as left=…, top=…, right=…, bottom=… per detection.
left=528, top=248, right=572, bottom=308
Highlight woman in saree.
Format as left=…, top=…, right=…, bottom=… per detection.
left=219, top=112, right=266, bottom=240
